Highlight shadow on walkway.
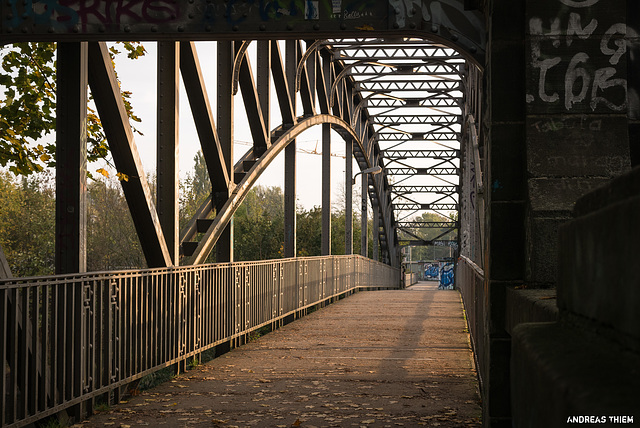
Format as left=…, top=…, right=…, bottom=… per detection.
left=75, top=282, right=481, bottom=427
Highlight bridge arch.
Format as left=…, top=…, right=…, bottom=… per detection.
left=188, top=114, right=394, bottom=265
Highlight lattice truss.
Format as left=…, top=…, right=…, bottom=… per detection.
left=326, top=39, right=464, bottom=239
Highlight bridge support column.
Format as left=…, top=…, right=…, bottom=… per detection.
left=55, top=42, right=88, bottom=275
left=345, top=140, right=353, bottom=255
left=372, top=202, right=379, bottom=262
left=55, top=41, right=88, bottom=423
left=157, top=41, right=180, bottom=264
left=216, top=41, right=235, bottom=263
left=321, top=123, right=331, bottom=255
left=361, top=174, right=368, bottom=258
left=284, top=40, right=297, bottom=258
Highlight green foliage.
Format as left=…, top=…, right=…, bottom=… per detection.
left=0, top=42, right=146, bottom=176
left=234, top=185, right=285, bottom=261
left=86, top=178, right=146, bottom=271
left=0, top=171, right=55, bottom=276
left=0, top=171, right=146, bottom=276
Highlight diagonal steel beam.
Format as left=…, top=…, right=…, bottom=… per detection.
left=270, top=40, right=296, bottom=127
left=87, top=42, right=172, bottom=268
left=236, top=43, right=270, bottom=154
left=180, top=42, right=230, bottom=192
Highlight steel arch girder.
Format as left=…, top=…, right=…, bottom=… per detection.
left=188, top=114, right=397, bottom=266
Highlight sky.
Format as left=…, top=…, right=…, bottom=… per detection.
left=107, top=41, right=361, bottom=211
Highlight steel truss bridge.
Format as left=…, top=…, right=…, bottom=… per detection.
left=0, top=1, right=486, bottom=426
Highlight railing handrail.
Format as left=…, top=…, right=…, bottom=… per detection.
left=1, top=254, right=399, bottom=428
left=0, top=254, right=397, bottom=288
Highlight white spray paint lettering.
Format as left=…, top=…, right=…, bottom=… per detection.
left=528, top=0, right=627, bottom=112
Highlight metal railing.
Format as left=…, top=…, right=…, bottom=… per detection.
left=1, top=255, right=399, bottom=427
left=403, top=272, right=419, bottom=287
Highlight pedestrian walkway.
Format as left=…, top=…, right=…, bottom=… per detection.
left=75, top=282, right=481, bottom=427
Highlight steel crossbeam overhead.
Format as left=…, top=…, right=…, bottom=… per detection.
left=391, top=185, right=459, bottom=194
left=365, top=97, right=462, bottom=108
left=378, top=132, right=461, bottom=141
left=394, top=203, right=459, bottom=211
left=355, top=80, right=461, bottom=92
left=344, top=64, right=464, bottom=77
left=332, top=45, right=466, bottom=62
left=383, top=151, right=460, bottom=159
left=398, top=221, right=459, bottom=229
left=385, top=168, right=460, bottom=175
left=371, top=115, right=460, bottom=125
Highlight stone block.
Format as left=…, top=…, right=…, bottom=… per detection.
left=511, top=322, right=640, bottom=428
left=528, top=177, right=611, bottom=214
left=526, top=216, right=566, bottom=286
left=505, top=288, right=558, bottom=335
left=526, top=115, right=630, bottom=177
left=558, top=194, right=640, bottom=343
left=525, top=0, right=628, bottom=115
left=573, top=165, right=640, bottom=216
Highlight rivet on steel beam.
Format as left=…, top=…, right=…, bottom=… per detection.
left=151, top=25, right=158, bottom=32
left=206, top=25, right=212, bottom=31
left=21, top=26, right=27, bottom=33
left=340, top=23, right=346, bottom=30
left=73, top=24, right=79, bottom=32
left=99, top=25, right=105, bottom=32
left=189, top=13, right=194, bottom=18
left=22, top=13, right=28, bottom=19
left=451, top=34, right=459, bottom=41
left=47, top=26, right=54, bottom=33
left=314, top=24, right=320, bottom=30
left=259, top=24, right=266, bottom=31
left=232, top=25, right=239, bottom=31
left=393, top=22, right=399, bottom=29
left=409, top=22, right=416, bottom=29
left=431, top=25, right=438, bottom=32
left=287, top=23, right=293, bottom=30
left=178, top=25, right=185, bottom=31
left=470, top=46, right=477, bottom=53
left=124, top=25, right=131, bottom=32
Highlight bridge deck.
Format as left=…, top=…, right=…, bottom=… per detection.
left=74, top=282, right=480, bottom=427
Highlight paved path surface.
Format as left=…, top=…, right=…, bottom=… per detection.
left=75, top=282, right=481, bottom=427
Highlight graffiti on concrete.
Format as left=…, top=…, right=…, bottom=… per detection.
left=439, top=263, right=454, bottom=289
left=527, top=0, right=628, bottom=113
left=4, top=0, right=381, bottom=32
left=6, top=0, right=181, bottom=30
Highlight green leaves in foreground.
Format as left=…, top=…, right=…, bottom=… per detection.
left=0, top=42, right=146, bottom=176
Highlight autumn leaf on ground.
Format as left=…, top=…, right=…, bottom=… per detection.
left=291, top=419, right=301, bottom=427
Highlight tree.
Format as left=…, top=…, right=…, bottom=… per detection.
left=0, top=171, right=55, bottom=276
left=234, top=186, right=284, bottom=261
left=0, top=42, right=145, bottom=176
left=87, top=178, right=146, bottom=271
